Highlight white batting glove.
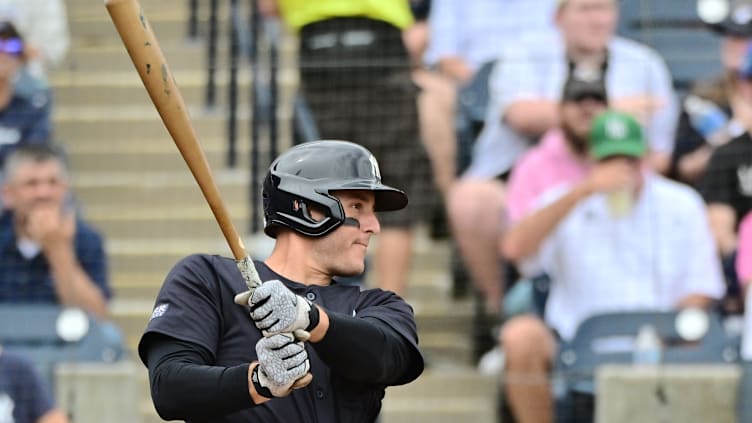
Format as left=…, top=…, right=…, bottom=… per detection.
left=252, top=333, right=312, bottom=398
left=238, top=280, right=320, bottom=338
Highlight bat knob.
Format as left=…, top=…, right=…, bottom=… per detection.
left=234, top=289, right=254, bottom=306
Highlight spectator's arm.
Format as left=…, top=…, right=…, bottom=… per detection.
left=37, top=409, right=69, bottom=423
left=503, top=181, right=590, bottom=262
left=257, top=0, right=279, bottom=17
left=707, top=203, right=738, bottom=256
left=503, top=100, right=559, bottom=137
left=644, top=51, right=679, bottom=174
left=676, top=192, right=727, bottom=307
left=33, top=211, right=108, bottom=318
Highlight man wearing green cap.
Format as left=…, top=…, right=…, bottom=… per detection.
left=495, top=111, right=724, bottom=423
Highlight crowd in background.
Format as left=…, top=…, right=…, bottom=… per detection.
left=1, top=0, right=752, bottom=422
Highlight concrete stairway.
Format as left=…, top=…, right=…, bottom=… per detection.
left=54, top=1, right=498, bottom=422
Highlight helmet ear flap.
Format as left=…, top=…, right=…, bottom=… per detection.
left=262, top=172, right=346, bottom=238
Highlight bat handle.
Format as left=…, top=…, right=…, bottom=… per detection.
left=236, top=255, right=262, bottom=291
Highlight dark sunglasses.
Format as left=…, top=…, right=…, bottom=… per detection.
left=0, top=38, right=23, bottom=56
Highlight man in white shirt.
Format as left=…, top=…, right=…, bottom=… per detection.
left=445, top=0, right=678, bottom=327
left=498, top=111, right=724, bottom=423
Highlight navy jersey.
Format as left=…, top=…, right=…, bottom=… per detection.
left=139, top=254, right=422, bottom=423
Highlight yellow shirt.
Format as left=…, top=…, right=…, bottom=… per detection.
left=276, top=0, right=414, bottom=31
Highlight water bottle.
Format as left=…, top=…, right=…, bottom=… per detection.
left=633, top=324, right=663, bottom=365
left=684, top=94, right=732, bottom=147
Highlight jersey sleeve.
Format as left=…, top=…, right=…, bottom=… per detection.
left=138, top=254, right=224, bottom=365
left=352, top=290, right=423, bottom=384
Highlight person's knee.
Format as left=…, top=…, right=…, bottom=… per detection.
left=500, top=315, right=553, bottom=369
left=446, top=179, right=505, bottom=225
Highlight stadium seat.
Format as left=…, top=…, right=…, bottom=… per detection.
left=618, top=0, right=722, bottom=92
left=0, top=305, right=127, bottom=387
left=552, top=309, right=741, bottom=423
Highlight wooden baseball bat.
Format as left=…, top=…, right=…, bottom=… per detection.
left=105, top=0, right=263, bottom=292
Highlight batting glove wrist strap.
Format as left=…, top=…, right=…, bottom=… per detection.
left=251, top=365, right=274, bottom=399
left=305, top=300, right=320, bottom=333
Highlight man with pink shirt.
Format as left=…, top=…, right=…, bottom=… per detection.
left=503, top=63, right=605, bottom=261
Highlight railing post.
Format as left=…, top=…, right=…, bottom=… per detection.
left=205, top=0, right=219, bottom=109
left=227, top=0, right=240, bottom=167
left=187, top=0, right=200, bottom=40
left=249, top=0, right=261, bottom=233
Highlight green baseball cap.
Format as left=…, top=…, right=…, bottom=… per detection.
left=589, top=111, right=647, bottom=160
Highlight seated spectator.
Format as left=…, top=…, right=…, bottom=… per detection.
left=416, top=0, right=558, bottom=195
left=0, top=145, right=109, bottom=319
left=498, top=111, right=724, bottom=423
left=670, top=4, right=752, bottom=186
left=0, top=346, right=69, bottom=423
left=0, top=20, right=51, bottom=170
left=502, top=62, right=608, bottom=262
left=696, top=42, right=752, bottom=314
left=0, top=0, right=69, bottom=79
left=446, top=0, right=677, bottom=319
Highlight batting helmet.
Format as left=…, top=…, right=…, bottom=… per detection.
left=262, top=140, right=408, bottom=238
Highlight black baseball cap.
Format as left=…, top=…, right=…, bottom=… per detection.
left=562, top=63, right=608, bottom=103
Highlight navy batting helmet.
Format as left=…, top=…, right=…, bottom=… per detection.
left=262, top=140, right=408, bottom=238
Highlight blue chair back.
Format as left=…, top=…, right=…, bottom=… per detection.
left=0, top=305, right=126, bottom=387
left=618, top=0, right=722, bottom=94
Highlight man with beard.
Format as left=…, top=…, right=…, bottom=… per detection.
left=0, top=144, right=109, bottom=319
left=496, top=111, right=724, bottom=423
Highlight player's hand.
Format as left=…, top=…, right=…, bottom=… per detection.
left=237, top=280, right=320, bottom=338
left=252, top=333, right=313, bottom=399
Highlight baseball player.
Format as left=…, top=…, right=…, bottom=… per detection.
left=138, top=140, right=424, bottom=422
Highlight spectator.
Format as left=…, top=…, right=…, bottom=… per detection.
left=498, top=111, right=724, bottom=423
left=446, top=0, right=677, bottom=319
left=415, top=0, right=558, bottom=194
left=502, top=62, right=608, bottom=263
left=0, top=20, right=51, bottom=171
left=0, top=144, right=109, bottom=319
left=0, top=346, right=69, bottom=423
left=670, top=3, right=752, bottom=186
left=696, top=42, right=752, bottom=313
left=0, top=0, right=69, bottom=79
left=258, top=0, right=433, bottom=295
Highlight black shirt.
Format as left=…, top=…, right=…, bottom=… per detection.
left=138, top=254, right=423, bottom=423
left=699, top=132, right=752, bottom=227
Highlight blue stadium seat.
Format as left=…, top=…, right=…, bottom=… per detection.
left=0, top=305, right=127, bottom=387
left=618, top=0, right=722, bottom=91
left=552, top=309, right=741, bottom=423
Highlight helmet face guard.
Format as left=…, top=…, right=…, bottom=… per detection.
left=262, top=140, right=408, bottom=238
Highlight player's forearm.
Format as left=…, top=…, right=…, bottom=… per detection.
left=311, top=312, right=415, bottom=384
left=145, top=337, right=256, bottom=420
left=44, top=244, right=108, bottom=318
